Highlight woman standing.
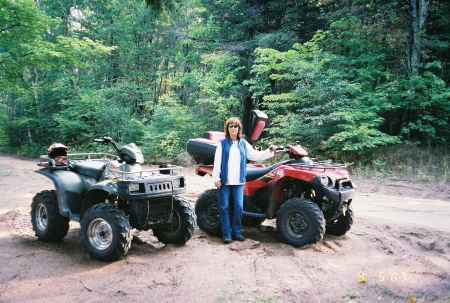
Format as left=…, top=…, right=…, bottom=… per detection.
left=212, top=117, right=276, bottom=244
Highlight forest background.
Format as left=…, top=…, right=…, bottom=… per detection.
left=1, top=0, right=449, bottom=184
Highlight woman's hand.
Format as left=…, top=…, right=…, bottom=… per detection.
left=268, top=145, right=277, bottom=152
left=214, top=181, right=221, bottom=189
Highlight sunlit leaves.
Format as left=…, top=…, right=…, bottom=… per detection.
left=248, top=34, right=399, bottom=155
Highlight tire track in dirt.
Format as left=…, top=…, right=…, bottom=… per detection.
left=0, top=155, right=53, bottom=215
left=1, top=154, right=450, bottom=302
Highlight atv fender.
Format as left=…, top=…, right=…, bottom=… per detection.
left=35, top=168, right=88, bottom=220
left=266, top=166, right=317, bottom=204
left=88, top=179, right=118, bottom=194
left=81, top=180, right=118, bottom=216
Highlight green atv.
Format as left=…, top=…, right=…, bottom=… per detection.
left=31, top=137, right=196, bottom=262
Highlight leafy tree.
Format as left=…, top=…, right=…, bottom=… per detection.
left=317, top=0, right=450, bottom=147
left=1, top=0, right=449, bottom=161
left=1, top=0, right=113, bottom=154
left=138, top=102, right=203, bottom=162
left=247, top=35, right=399, bottom=157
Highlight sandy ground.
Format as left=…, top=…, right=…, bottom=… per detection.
left=0, top=153, right=449, bottom=303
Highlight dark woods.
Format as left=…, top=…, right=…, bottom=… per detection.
left=1, top=0, right=449, bottom=163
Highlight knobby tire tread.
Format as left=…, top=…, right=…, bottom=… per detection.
left=81, top=203, right=132, bottom=262
left=31, top=190, right=69, bottom=242
left=153, top=196, right=197, bottom=245
left=276, top=197, right=325, bottom=247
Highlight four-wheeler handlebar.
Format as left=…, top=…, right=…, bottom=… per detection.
left=93, top=137, right=121, bottom=152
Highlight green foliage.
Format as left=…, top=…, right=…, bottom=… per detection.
left=54, top=88, right=137, bottom=147
left=351, top=143, right=450, bottom=185
left=138, top=103, right=204, bottom=163
left=248, top=36, right=399, bottom=155
left=0, top=0, right=55, bottom=85
left=194, top=52, right=247, bottom=126
left=0, top=0, right=449, bottom=165
left=377, top=69, right=450, bottom=145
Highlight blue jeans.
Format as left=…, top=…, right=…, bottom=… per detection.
left=217, top=185, right=244, bottom=239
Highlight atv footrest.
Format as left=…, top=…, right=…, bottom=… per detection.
left=243, top=211, right=266, bottom=218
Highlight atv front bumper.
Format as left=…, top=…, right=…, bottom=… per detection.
left=116, top=175, right=186, bottom=201
left=322, top=178, right=356, bottom=204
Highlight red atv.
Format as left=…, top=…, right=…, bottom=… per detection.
left=187, top=110, right=356, bottom=247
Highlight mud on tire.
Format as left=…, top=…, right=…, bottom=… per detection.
left=81, top=203, right=132, bottom=262
left=195, top=189, right=222, bottom=236
left=153, top=196, right=197, bottom=245
left=276, top=198, right=325, bottom=247
left=31, top=190, right=69, bottom=242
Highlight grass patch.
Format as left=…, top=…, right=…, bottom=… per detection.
left=0, top=166, right=9, bottom=176
left=349, top=143, right=450, bottom=185
left=215, top=278, right=291, bottom=303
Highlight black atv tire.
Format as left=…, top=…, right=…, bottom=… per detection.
left=276, top=198, right=325, bottom=247
left=195, top=189, right=222, bottom=236
left=153, top=196, right=197, bottom=245
left=325, top=205, right=354, bottom=236
left=81, top=203, right=132, bottom=262
left=31, top=190, right=69, bottom=242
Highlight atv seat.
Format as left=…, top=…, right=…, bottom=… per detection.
left=246, top=161, right=290, bottom=182
left=72, top=161, right=106, bottom=180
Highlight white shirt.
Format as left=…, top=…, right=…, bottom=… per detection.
left=212, top=139, right=274, bottom=185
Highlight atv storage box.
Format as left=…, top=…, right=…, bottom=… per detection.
left=187, top=138, right=218, bottom=165
left=187, top=110, right=268, bottom=164
left=202, top=131, right=225, bottom=141
left=187, top=131, right=225, bottom=164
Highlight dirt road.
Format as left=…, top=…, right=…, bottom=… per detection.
left=0, top=154, right=449, bottom=302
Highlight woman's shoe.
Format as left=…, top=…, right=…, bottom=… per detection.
left=232, top=235, right=245, bottom=241
left=223, top=238, right=232, bottom=244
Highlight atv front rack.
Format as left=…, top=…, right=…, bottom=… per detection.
left=104, top=164, right=183, bottom=181
left=290, top=159, right=347, bottom=170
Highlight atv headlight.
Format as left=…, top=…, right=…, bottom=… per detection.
left=320, top=176, right=334, bottom=188
left=173, top=178, right=184, bottom=188
left=129, top=183, right=140, bottom=192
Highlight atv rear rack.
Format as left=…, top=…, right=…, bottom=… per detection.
left=68, top=153, right=119, bottom=162
left=37, top=153, right=120, bottom=168
left=38, top=153, right=183, bottom=179
left=290, top=161, right=347, bottom=170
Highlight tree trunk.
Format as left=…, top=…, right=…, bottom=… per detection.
left=242, top=95, right=253, bottom=137
left=401, top=0, right=429, bottom=138
left=25, top=67, right=41, bottom=142
left=408, top=0, right=428, bottom=77
left=26, top=67, right=41, bottom=119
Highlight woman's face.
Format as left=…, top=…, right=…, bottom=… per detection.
left=227, top=120, right=240, bottom=136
